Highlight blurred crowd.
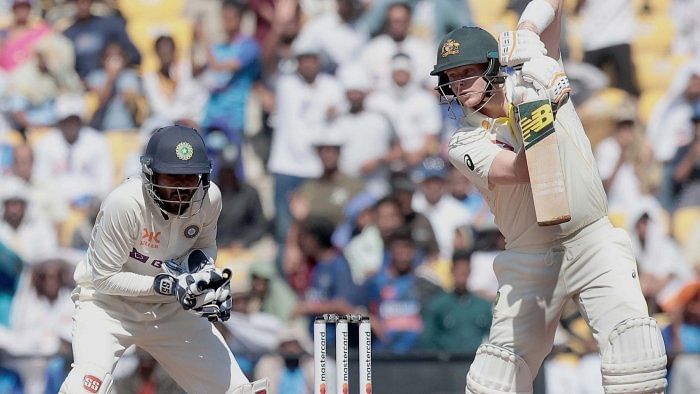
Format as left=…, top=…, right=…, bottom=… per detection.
left=0, top=0, right=699, bottom=393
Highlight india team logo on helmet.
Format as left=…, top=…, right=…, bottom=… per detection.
left=175, top=142, right=194, bottom=161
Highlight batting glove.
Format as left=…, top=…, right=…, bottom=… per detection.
left=521, top=56, right=571, bottom=111
left=498, top=30, right=547, bottom=68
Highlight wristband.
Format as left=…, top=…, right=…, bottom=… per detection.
left=519, top=0, right=556, bottom=34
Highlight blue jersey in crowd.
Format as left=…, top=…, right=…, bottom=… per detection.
left=364, top=270, right=424, bottom=354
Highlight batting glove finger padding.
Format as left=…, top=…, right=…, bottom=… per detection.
left=498, top=30, right=547, bottom=68
left=521, top=55, right=571, bottom=111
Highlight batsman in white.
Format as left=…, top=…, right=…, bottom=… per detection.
left=59, top=125, right=268, bottom=393
left=432, top=1, right=667, bottom=393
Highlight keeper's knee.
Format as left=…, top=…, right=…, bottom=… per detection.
left=466, top=344, right=534, bottom=394
left=601, top=317, right=667, bottom=394
left=231, top=378, right=269, bottom=394
left=59, top=363, right=114, bottom=394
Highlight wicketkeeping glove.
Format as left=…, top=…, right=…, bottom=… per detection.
left=153, top=269, right=219, bottom=310
left=153, top=248, right=232, bottom=321
left=520, top=55, right=571, bottom=112
left=498, top=30, right=547, bottom=68
left=190, top=268, right=232, bottom=322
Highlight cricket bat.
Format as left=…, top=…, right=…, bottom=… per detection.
left=517, top=98, right=571, bottom=226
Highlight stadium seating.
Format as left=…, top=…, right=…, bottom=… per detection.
left=638, top=89, right=665, bottom=125
left=672, top=206, right=700, bottom=247
left=59, top=208, right=88, bottom=247
left=577, top=88, right=631, bottom=148
left=125, top=17, right=193, bottom=73
left=634, top=54, right=690, bottom=92
left=117, top=0, right=185, bottom=21
left=468, top=0, right=509, bottom=26
left=481, top=10, right=518, bottom=38
left=633, top=0, right=672, bottom=16
left=104, top=129, right=142, bottom=186
left=633, top=14, right=675, bottom=55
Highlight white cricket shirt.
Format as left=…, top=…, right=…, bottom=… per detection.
left=73, top=176, right=222, bottom=303
left=448, top=99, right=608, bottom=250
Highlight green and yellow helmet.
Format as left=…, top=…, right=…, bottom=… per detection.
left=431, top=26, right=504, bottom=97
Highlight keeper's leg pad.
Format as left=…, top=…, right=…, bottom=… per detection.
left=59, top=363, right=114, bottom=394
left=601, top=317, right=667, bottom=394
left=466, top=344, right=534, bottom=394
left=231, top=378, right=269, bottom=394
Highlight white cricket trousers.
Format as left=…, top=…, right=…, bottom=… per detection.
left=62, top=296, right=249, bottom=393
left=488, top=217, right=650, bottom=376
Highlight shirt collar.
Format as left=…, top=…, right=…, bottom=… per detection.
left=458, top=75, right=518, bottom=131
left=459, top=106, right=514, bottom=132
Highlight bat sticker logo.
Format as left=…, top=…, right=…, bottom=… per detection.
left=519, top=102, right=555, bottom=150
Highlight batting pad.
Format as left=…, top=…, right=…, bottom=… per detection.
left=601, top=317, right=667, bottom=394
left=231, top=377, right=269, bottom=394
left=466, top=344, right=533, bottom=394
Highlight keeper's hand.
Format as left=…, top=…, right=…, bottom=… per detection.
left=498, top=30, right=546, bottom=67
left=154, top=269, right=219, bottom=310
left=154, top=268, right=232, bottom=321
left=521, top=55, right=571, bottom=111
left=193, top=281, right=232, bottom=322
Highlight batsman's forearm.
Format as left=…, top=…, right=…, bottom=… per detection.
left=93, top=271, right=157, bottom=296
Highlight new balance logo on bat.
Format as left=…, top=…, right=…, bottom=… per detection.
left=519, top=101, right=555, bottom=149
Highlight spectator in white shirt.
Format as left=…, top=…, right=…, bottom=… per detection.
left=295, top=0, right=368, bottom=73
left=32, top=94, right=114, bottom=212
left=2, top=259, right=73, bottom=394
left=367, top=53, right=441, bottom=168
left=595, top=111, right=647, bottom=217
left=647, top=62, right=700, bottom=210
left=628, top=208, right=694, bottom=311
left=9, top=143, right=68, bottom=224
left=671, top=0, right=700, bottom=57
left=575, top=0, right=638, bottom=95
left=143, top=35, right=208, bottom=127
left=268, top=38, right=344, bottom=271
left=332, top=64, right=400, bottom=197
left=411, top=156, right=472, bottom=259
left=359, top=1, right=435, bottom=91
left=0, top=176, right=57, bottom=265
